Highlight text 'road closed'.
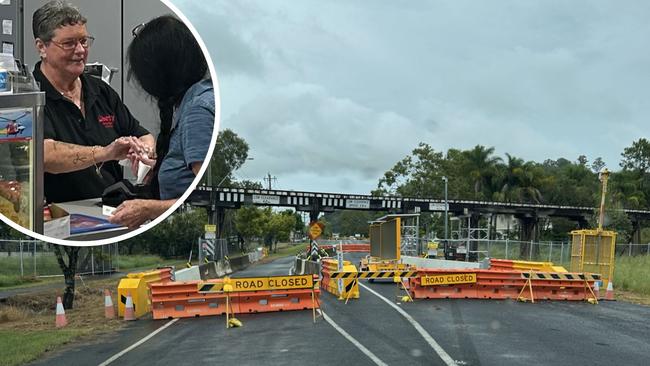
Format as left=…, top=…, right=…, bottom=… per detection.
left=420, top=273, right=477, bottom=286
left=232, top=275, right=314, bottom=292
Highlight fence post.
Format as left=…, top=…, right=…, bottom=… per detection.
left=529, top=240, right=533, bottom=261
left=548, top=242, right=553, bottom=262
left=560, top=242, right=564, bottom=266
left=647, top=242, right=650, bottom=256
left=629, top=242, right=632, bottom=256
left=505, top=238, right=509, bottom=259
left=19, top=239, right=24, bottom=277
left=33, top=241, right=36, bottom=277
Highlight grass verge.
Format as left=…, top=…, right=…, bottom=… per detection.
left=0, top=329, right=86, bottom=366
left=116, top=254, right=167, bottom=270
left=614, top=255, right=650, bottom=296
left=0, top=278, right=126, bottom=366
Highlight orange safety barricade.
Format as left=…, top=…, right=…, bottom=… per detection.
left=409, top=269, right=599, bottom=302
left=150, top=280, right=235, bottom=319
left=489, top=259, right=516, bottom=271
left=238, top=288, right=320, bottom=313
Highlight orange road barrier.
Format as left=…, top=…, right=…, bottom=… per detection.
left=319, top=244, right=370, bottom=252
left=104, top=289, right=115, bottom=319
left=55, top=296, right=67, bottom=328
left=124, top=292, right=136, bottom=321
left=605, top=282, right=615, bottom=301
left=151, top=280, right=231, bottom=320
left=409, top=269, right=601, bottom=302
left=237, top=289, right=319, bottom=313
left=151, top=275, right=321, bottom=321
left=490, top=259, right=567, bottom=272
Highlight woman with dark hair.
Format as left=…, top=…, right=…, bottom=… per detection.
left=109, top=15, right=215, bottom=228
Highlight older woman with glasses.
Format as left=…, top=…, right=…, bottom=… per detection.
left=32, top=1, right=154, bottom=204
left=108, top=15, right=215, bottom=229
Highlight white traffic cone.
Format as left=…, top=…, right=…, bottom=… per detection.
left=104, top=289, right=115, bottom=319
left=605, top=281, right=615, bottom=301
left=123, top=292, right=136, bottom=321
left=55, top=296, right=67, bottom=328
left=593, top=281, right=600, bottom=299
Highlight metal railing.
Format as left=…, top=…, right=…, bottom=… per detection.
left=0, top=240, right=118, bottom=278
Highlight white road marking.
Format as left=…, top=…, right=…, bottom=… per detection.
left=359, top=282, right=457, bottom=366
left=97, top=318, right=179, bottom=366
left=321, top=310, right=388, bottom=366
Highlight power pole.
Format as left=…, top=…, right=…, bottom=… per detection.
left=264, top=172, right=277, bottom=190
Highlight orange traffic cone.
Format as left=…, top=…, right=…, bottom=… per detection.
left=55, top=296, right=67, bottom=328
left=605, top=281, right=615, bottom=301
left=123, top=292, right=136, bottom=321
left=104, top=289, right=115, bottom=319
left=593, top=281, right=601, bottom=299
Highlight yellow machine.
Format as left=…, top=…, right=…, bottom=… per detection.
left=570, top=169, right=616, bottom=287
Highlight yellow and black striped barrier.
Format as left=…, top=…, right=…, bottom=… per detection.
left=521, top=272, right=601, bottom=281
left=331, top=270, right=418, bottom=280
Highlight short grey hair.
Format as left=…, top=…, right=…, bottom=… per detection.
left=32, top=1, right=87, bottom=42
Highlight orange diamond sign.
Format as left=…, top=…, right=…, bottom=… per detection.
left=308, top=222, right=324, bottom=240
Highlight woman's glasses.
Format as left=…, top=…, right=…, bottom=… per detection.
left=49, top=36, right=95, bottom=51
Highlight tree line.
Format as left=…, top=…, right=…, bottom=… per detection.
left=370, top=138, right=650, bottom=243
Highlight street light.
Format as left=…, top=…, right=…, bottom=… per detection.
left=442, top=176, right=448, bottom=241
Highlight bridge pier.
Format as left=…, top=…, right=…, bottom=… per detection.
left=516, top=214, right=539, bottom=259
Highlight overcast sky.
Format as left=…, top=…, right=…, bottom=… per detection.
left=174, top=0, right=650, bottom=195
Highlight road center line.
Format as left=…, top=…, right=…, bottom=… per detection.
left=359, top=283, right=457, bottom=366
left=320, top=310, right=389, bottom=366
left=97, top=318, right=179, bottom=366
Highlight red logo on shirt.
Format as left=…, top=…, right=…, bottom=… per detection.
left=98, top=115, right=115, bottom=128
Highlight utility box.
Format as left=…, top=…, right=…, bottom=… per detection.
left=570, top=229, right=616, bottom=287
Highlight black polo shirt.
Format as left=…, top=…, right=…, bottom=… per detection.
left=33, top=62, right=150, bottom=203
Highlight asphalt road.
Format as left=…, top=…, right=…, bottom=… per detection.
left=29, top=253, right=650, bottom=366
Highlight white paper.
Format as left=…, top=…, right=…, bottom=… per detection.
left=2, top=20, right=11, bottom=35
left=102, top=205, right=116, bottom=216
left=0, top=1, right=11, bottom=6
left=2, top=42, right=12, bottom=55
left=136, top=162, right=151, bottom=184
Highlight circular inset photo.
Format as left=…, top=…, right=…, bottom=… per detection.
left=0, top=0, right=220, bottom=245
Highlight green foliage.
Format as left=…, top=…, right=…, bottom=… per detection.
left=116, top=255, right=166, bottom=270
left=234, top=206, right=298, bottom=251
left=615, top=255, right=650, bottom=295
left=376, top=139, right=650, bottom=242
left=121, top=209, right=207, bottom=258
left=202, top=129, right=251, bottom=187
left=322, top=210, right=379, bottom=237
left=620, top=138, right=650, bottom=173
left=0, top=330, right=85, bottom=366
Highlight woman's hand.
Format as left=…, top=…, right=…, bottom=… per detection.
left=108, top=199, right=153, bottom=229
left=101, top=136, right=138, bottom=162
left=108, top=198, right=176, bottom=229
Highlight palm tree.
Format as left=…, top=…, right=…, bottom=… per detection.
left=513, top=162, right=544, bottom=203
left=462, top=145, right=502, bottom=200
left=500, top=153, right=524, bottom=202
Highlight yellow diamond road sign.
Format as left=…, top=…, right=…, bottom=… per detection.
left=308, top=222, right=323, bottom=239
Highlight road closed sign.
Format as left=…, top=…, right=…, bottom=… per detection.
left=420, top=273, right=476, bottom=286
left=230, top=275, right=314, bottom=292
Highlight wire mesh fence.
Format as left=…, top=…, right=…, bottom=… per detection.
left=421, top=239, right=650, bottom=267
left=0, top=240, right=118, bottom=278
